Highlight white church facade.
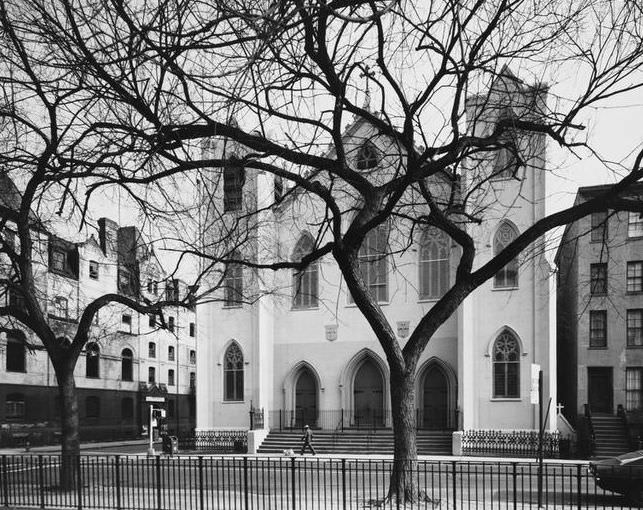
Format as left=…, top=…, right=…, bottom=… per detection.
left=196, top=74, right=556, bottom=440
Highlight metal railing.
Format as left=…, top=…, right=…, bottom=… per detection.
left=461, top=430, right=561, bottom=458
left=0, top=454, right=640, bottom=510
left=267, top=409, right=458, bottom=431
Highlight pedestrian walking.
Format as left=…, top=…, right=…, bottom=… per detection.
left=300, top=424, right=316, bottom=455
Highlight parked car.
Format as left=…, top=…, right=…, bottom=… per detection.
left=589, top=450, right=643, bottom=503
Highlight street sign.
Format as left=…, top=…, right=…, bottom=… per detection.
left=530, top=364, right=540, bottom=405
left=146, top=396, right=165, bottom=402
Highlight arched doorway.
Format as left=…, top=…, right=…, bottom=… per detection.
left=295, top=369, right=318, bottom=428
left=422, top=365, right=448, bottom=429
left=353, top=359, right=384, bottom=427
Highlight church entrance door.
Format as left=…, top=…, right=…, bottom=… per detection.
left=422, top=365, right=448, bottom=429
left=295, top=369, right=318, bottom=428
left=353, top=359, right=384, bottom=427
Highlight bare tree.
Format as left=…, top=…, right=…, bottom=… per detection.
left=2, top=0, right=643, bottom=501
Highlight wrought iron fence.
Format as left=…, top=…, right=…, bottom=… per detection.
left=178, top=431, right=248, bottom=453
left=461, top=430, right=561, bottom=458
left=267, top=408, right=458, bottom=431
left=0, top=454, right=640, bottom=510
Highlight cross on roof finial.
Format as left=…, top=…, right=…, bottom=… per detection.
left=360, top=65, right=371, bottom=111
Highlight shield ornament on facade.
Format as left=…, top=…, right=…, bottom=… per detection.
left=397, top=321, right=410, bottom=338
left=325, top=325, right=338, bottom=342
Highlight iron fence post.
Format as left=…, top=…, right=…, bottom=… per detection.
left=341, top=458, right=346, bottom=510
left=38, top=455, right=44, bottom=509
left=512, top=462, right=517, bottom=510
left=243, top=457, right=249, bottom=510
left=290, top=457, right=296, bottom=510
left=198, top=457, right=204, bottom=510
left=76, top=456, right=82, bottom=510
left=451, top=461, right=457, bottom=509
left=155, top=455, right=162, bottom=510
left=1, top=456, right=7, bottom=508
left=280, top=409, right=283, bottom=431
left=250, top=408, right=254, bottom=430
left=341, top=409, right=344, bottom=432
left=576, top=464, right=582, bottom=510
left=114, top=456, right=121, bottom=510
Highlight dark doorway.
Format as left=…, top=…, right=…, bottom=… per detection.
left=422, top=365, right=448, bottom=429
left=295, top=369, right=318, bottom=428
left=588, top=367, right=613, bottom=414
left=353, top=359, right=384, bottom=427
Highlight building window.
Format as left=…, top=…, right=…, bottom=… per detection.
left=168, top=316, right=175, bottom=332
left=223, top=163, right=245, bottom=212
left=590, top=211, right=608, bottom=242
left=85, top=396, right=100, bottom=418
left=493, top=222, right=519, bottom=289
left=168, top=369, right=175, bottom=386
left=52, top=296, right=68, bottom=319
left=350, top=224, right=389, bottom=303
left=627, top=261, right=643, bottom=293
left=629, top=212, right=643, bottom=238
left=5, top=393, right=25, bottom=420
left=189, top=322, right=195, bottom=337
left=121, top=348, right=133, bottom=381
left=590, top=263, right=607, bottom=295
left=149, top=314, right=156, bottom=328
left=166, top=280, right=179, bottom=301
left=148, top=367, right=156, bottom=384
left=190, top=350, right=196, bottom=365
left=419, top=228, right=450, bottom=300
left=6, top=335, right=26, bottom=372
left=85, top=342, right=100, bottom=378
left=223, top=255, right=243, bottom=307
left=224, top=342, right=244, bottom=401
left=274, top=175, right=284, bottom=203
left=89, top=260, right=99, bottom=280
left=493, top=330, right=520, bottom=398
left=52, top=249, right=66, bottom=272
left=626, top=368, right=643, bottom=411
left=168, top=345, right=175, bottom=361
left=492, top=109, right=518, bottom=180
left=121, top=397, right=134, bottom=420
left=149, top=342, right=156, bottom=358
left=121, top=314, right=132, bottom=333
left=292, top=234, right=319, bottom=309
left=189, top=371, right=196, bottom=390
left=627, top=309, right=643, bottom=347
left=589, top=310, right=607, bottom=348
left=356, top=141, right=378, bottom=170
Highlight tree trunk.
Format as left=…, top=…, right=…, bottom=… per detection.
left=387, top=369, right=419, bottom=502
left=57, top=366, right=80, bottom=490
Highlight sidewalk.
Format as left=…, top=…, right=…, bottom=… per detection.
left=0, top=439, right=590, bottom=465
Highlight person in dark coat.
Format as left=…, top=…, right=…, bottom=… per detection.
left=300, top=425, right=316, bottom=455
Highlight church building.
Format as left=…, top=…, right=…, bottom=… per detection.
left=196, top=71, right=556, bottom=444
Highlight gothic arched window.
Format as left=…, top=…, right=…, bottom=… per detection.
left=419, top=228, right=450, bottom=299
left=350, top=223, right=389, bottom=303
left=493, top=330, right=520, bottom=398
left=223, top=159, right=245, bottom=212
left=356, top=142, right=379, bottom=170
left=292, top=233, right=319, bottom=309
left=85, top=342, right=100, bottom=378
left=493, top=221, right=519, bottom=288
left=224, top=342, right=244, bottom=401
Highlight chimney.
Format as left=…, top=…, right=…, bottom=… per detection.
left=98, top=218, right=118, bottom=256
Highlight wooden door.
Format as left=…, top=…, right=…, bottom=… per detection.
left=588, top=367, right=613, bottom=414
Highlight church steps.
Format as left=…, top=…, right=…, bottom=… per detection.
left=256, top=430, right=452, bottom=455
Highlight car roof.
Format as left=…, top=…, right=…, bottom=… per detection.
left=617, top=450, right=643, bottom=464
